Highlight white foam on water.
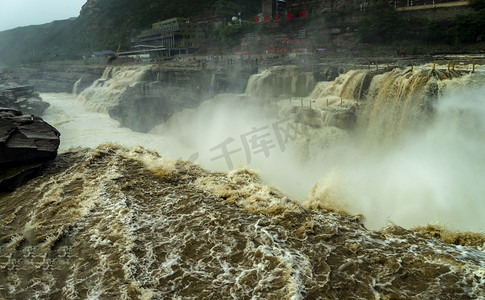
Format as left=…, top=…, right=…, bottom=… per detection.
left=306, top=81, right=485, bottom=231
left=41, top=92, right=192, bottom=159
left=40, top=65, right=485, bottom=233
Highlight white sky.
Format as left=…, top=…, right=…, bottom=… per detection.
left=0, top=0, right=87, bottom=32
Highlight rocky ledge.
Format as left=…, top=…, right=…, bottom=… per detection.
left=0, top=64, right=106, bottom=93
left=0, top=84, right=49, bottom=116
left=0, top=108, right=60, bottom=192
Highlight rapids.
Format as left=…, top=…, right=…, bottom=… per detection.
left=0, top=145, right=484, bottom=299
left=1, top=62, right=485, bottom=298
left=40, top=63, right=485, bottom=232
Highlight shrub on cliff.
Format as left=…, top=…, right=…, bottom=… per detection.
left=356, top=4, right=416, bottom=44
left=215, top=23, right=254, bottom=47
left=449, top=1, right=485, bottom=43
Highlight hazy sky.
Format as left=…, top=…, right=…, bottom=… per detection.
left=0, top=0, right=87, bottom=32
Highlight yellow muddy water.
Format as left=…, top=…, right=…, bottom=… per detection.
left=2, top=64, right=485, bottom=298
left=1, top=145, right=484, bottom=299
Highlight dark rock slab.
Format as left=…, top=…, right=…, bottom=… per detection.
left=0, top=108, right=60, bottom=191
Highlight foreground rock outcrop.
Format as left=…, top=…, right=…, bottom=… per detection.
left=0, top=108, right=60, bottom=191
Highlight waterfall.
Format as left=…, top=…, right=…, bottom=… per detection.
left=38, top=61, right=485, bottom=233
left=356, top=67, right=464, bottom=144
left=309, top=69, right=371, bottom=103
left=210, top=72, right=216, bottom=90
left=301, top=65, right=468, bottom=145
left=297, top=64, right=485, bottom=230
left=72, top=76, right=82, bottom=95
left=78, top=65, right=152, bottom=112
left=246, top=65, right=315, bottom=98
left=101, top=66, right=114, bottom=79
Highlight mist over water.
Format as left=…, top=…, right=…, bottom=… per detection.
left=41, top=68, right=485, bottom=232
left=42, top=93, right=194, bottom=157
left=306, top=85, right=485, bottom=231
left=5, top=66, right=483, bottom=298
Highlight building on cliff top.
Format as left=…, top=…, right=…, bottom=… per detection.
left=134, top=18, right=205, bottom=49
left=273, top=0, right=468, bottom=14
left=128, top=18, right=205, bottom=58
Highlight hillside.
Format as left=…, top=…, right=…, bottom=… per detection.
left=0, top=19, right=76, bottom=66
left=0, top=0, right=484, bottom=66
left=0, top=0, right=261, bottom=66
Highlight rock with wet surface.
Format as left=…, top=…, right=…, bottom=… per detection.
left=0, top=108, right=60, bottom=191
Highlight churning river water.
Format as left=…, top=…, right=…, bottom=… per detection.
left=1, top=63, right=484, bottom=299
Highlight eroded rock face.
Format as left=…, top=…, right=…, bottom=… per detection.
left=0, top=108, right=60, bottom=191
left=109, top=83, right=200, bottom=133
left=0, top=85, right=49, bottom=116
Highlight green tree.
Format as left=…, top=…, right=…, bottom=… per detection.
left=356, top=4, right=409, bottom=44
left=215, top=23, right=253, bottom=46
left=449, top=2, right=485, bottom=43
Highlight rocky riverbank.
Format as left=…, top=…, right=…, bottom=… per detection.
left=0, top=63, right=106, bottom=93
left=0, top=84, right=49, bottom=116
